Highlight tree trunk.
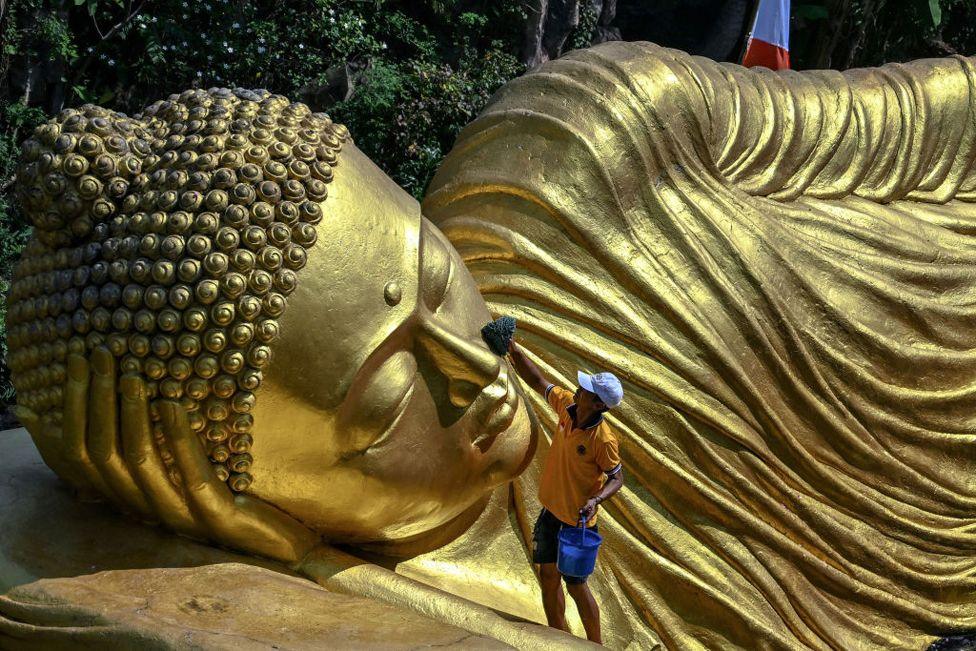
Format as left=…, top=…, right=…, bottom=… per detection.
left=809, top=0, right=852, bottom=68
left=522, top=0, right=550, bottom=68
left=540, top=0, right=581, bottom=61
left=523, top=0, right=609, bottom=68
left=593, top=0, right=620, bottom=44
left=843, top=0, right=886, bottom=69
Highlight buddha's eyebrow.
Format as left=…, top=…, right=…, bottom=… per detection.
left=420, top=231, right=454, bottom=311
left=436, top=256, right=454, bottom=309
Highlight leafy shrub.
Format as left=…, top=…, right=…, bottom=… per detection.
left=0, top=100, right=45, bottom=411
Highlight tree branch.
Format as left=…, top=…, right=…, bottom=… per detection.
left=91, top=0, right=148, bottom=41
left=927, top=37, right=958, bottom=55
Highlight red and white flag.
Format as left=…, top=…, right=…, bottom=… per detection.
left=742, top=0, right=790, bottom=70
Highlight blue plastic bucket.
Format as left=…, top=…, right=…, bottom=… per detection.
left=557, top=522, right=603, bottom=578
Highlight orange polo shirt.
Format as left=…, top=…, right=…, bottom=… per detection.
left=538, top=385, right=622, bottom=526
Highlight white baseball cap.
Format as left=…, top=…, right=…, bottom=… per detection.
left=577, top=370, right=624, bottom=408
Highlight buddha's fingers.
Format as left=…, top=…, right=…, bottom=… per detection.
left=119, top=374, right=203, bottom=537
left=63, top=353, right=117, bottom=500
left=233, top=497, right=319, bottom=564
left=13, top=405, right=40, bottom=438
left=159, top=400, right=234, bottom=522
left=86, top=347, right=154, bottom=518
left=160, top=401, right=316, bottom=563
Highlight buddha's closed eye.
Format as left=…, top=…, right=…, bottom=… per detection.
left=335, top=349, right=417, bottom=456
left=420, top=220, right=453, bottom=313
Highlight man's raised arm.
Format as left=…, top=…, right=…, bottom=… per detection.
left=507, top=341, right=552, bottom=397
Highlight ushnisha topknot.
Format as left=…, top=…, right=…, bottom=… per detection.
left=7, top=87, right=349, bottom=492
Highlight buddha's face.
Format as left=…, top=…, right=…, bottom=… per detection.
left=248, top=144, right=534, bottom=543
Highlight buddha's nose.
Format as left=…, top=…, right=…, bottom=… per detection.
left=417, top=317, right=500, bottom=408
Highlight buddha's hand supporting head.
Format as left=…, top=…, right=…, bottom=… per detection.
left=15, top=346, right=317, bottom=563
left=8, top=88, right=535, bottom=554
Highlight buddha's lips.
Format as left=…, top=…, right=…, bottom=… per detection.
left=472, top=375, right=519, bottom=451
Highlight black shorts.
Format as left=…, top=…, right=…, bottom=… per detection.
left=532, top=508, right=599, bottom=585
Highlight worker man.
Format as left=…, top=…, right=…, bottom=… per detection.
left=507, top=339, right=625, bottom=644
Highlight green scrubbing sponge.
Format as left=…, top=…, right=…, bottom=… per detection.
left=481, top=316, right=516, bottom=356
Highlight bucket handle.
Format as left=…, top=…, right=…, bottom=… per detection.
left=577, top=509, right=589, bottom=534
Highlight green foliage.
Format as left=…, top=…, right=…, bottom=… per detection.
left=333, top=44, right=520, bottom=193
left=0, top=101, right=45, bottom=409
left=567, top=3, right=599, bottom=52
left=2, top=0, right=526, bottom=191
left=38, top=13, right=79, bottom=62
left=793, top=4, right=830, bottom=20
left=790, top=0, right=976, bottom=69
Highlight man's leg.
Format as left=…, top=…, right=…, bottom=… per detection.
left=566, top=580, right=601, bottom=644
left=532, top=510, right=569, bottom=632
left=540, top=562, right=569, bottom=631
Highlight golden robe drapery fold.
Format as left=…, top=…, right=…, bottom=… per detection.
left=424, top=42, right=976, bottom=650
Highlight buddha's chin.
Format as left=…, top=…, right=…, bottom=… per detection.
left=355, top=404, right=534, bottom=555
left=477, top=400, right=536, bottom=488
left=355, top=492, right=494, bottom=558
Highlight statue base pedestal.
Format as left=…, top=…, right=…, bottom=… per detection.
left=0, top=427, right=510, bottom=649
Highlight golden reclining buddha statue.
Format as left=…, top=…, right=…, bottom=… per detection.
left=3, top=40, right=976, bottom=649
